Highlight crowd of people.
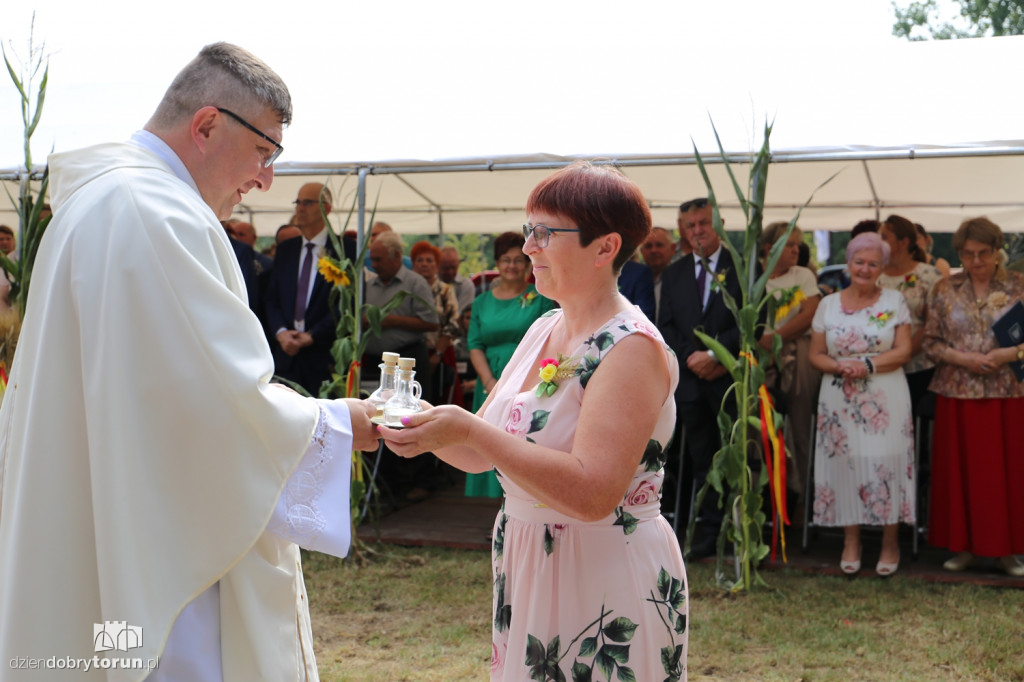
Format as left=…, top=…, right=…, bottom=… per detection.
left=1, top=39, right=1021, bottom=682
left=786, top=217, right=1021, bottom=578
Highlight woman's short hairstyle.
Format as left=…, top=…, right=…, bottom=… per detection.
left=846, top=231, right=890, bottom=267
left=410, top=240, right=441, bottom=265
left=493, top=231, right=526, bottom=261
left=525, top=161, right=652, bottom=272
left=952, top=217, right=1004, bottom=252
left=760, top=221, right=802, bottom=254
left=882, top=214, right=926, bottom=262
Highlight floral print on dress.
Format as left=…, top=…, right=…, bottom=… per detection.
left=814, top=484, right=837, bottom=525
left=483, top=308, right=686, bottom=681
left=625, top=480, right=658, bottom=507
left=858, top=464, right=894, bottom=525
left=834, top=377, right=890, bottom=434
left=816, top=411, right=849, bottom=459
left=505, top=400, right=550, bottom=438
left=812, top=289, right=915, bottom=527
left=521, top=566, right=686, bottom=682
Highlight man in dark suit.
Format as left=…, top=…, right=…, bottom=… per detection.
left=228, top=234, right=261, bottom=315
left=223, top=219, right=270, bottom=317
left=264, top=182, right=355, bottom=395
left=658, top=197, right=744, bottom=558
left=617, top=259, right=656, bottom=320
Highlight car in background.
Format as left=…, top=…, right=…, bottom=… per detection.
left=816, top=264, right=848, bottom=295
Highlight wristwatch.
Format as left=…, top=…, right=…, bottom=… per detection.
left=1017, top=344, right=1024, bottom=362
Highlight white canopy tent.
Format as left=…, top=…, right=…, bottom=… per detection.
left=216, top=142, right=1024, bottom=238
left=2, top=3, right=1024, bottom=237
left=7, top=141, right=1024, bottom=239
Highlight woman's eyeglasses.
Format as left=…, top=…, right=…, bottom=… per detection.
left=959, top=247, right=995, bottom=262
left=522, top=223, right=579, bottom=248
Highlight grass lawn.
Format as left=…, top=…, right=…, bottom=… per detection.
left=304, top=544, right=1024, bottom=681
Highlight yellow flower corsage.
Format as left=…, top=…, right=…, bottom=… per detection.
left=868, top=310, right=894, bottom=329
left=537, top=358, right=560, bottom=397
left=520, top=291, right=538, bottom=308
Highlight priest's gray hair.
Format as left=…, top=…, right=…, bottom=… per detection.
left=147, top=42, right=292, bottom=129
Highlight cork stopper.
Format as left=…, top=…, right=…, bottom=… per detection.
left=381, top=352, right=400, bottom=366
left=397, top=357, right=416, bottom=370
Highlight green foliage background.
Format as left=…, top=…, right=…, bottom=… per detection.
left=893, top=0, right=1024, bottom=39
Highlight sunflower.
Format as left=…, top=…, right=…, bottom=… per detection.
left=318, top=257, right=350, bottom=287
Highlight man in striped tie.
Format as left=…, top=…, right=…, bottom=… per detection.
left=265, top=182, right=354, bottom=395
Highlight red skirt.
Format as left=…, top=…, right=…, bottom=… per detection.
left=928, top=395, right=1024, bottom=557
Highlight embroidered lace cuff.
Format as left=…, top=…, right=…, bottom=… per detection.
left=267, top=400, right=354, bottom=557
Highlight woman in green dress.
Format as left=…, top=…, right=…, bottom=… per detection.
left=465, top=231, right=555, bottom=497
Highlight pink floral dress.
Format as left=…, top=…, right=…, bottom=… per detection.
left=480, top=308, right=687, bottom=682
left=811, top=288, right=916, bottom=527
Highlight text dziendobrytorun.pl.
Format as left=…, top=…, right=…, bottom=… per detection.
left=9, top=655, right=159, bottom=672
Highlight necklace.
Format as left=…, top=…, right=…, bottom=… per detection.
left=840, top=287, right=881, bottom=315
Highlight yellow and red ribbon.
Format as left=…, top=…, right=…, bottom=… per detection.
left=758, top=384, right=788, bottom=562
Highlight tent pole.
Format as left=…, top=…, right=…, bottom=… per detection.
left=861, top=160, right=881, bottom=220
left=356, top=167, right=368, bottom=342
left=438, top=213, right=444, bottom=246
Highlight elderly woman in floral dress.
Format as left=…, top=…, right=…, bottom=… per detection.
left=922, top=217, right=1024, bottom=577
left=809, top=232, right=914, bottom=577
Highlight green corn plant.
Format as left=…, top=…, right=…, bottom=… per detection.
left=2, top=20, right=51, bottom=320
left=687, top=119, right=835, bottom=591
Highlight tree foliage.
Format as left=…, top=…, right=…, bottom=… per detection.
left=893, top=0, right=1024, bottom=39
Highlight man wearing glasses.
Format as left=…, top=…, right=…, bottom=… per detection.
left=658, top=197, right=745, bottom=560
left=265, top=182, right=356, bottom=395
left=0, top=43, right=379, bottom=681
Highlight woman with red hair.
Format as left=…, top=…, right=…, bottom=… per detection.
left=381, top=162, right=687, bottom=681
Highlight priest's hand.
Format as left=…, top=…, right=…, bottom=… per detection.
left=343, top=398, right=381, bottom=451
left=378, top=405, right=474, bottom=458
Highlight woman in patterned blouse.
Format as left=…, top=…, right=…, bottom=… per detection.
left=877, top=215, right=943, bottom=414
left=922, top=217, right=1024, bottom=577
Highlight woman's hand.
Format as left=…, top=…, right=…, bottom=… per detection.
left=981, top=347, right=1016, bottom=373
left=378, top=405, right=477, bottom=459
left=962, top=350, right=996, bottom=375
left=837, top=359, right=868, bottom=380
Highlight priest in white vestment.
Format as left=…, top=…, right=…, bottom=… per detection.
left=0, top=43, right=379, bottom=682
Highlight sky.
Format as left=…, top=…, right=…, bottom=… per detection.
left=1, top=0, right=923, bottom=167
